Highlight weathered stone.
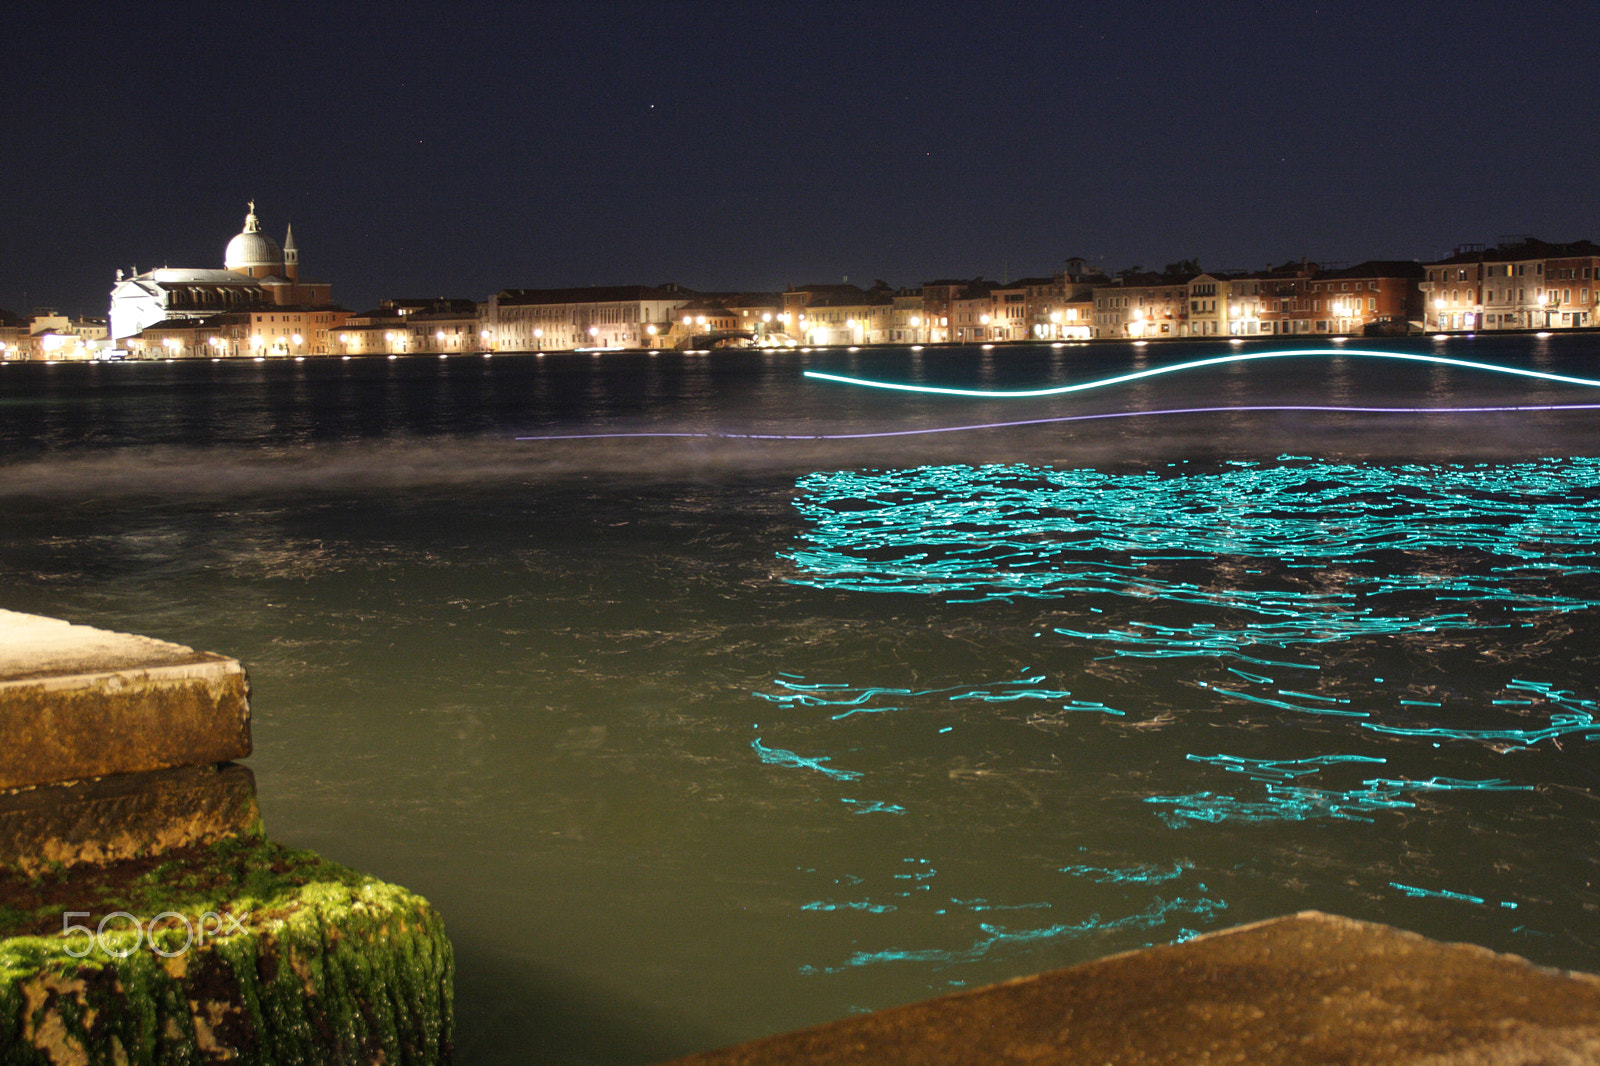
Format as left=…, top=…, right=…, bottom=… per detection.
left=664, top=912, right=1600, bottom=1065
left=0, top=837, right=454, bottom=1064
left=0, top=610, right=250, bottom=789
left=0, top=763, right=262, bottom=876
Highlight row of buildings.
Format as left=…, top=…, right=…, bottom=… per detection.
left=5, top=207, right=1599, bottom=361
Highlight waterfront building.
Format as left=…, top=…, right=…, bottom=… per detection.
left=109, top=268, right=268, bottom=347
left=1057, top=290, right=1095, bottom=339
left=1093, top=271, right=1195, bottom=339
left=334, top=299, right=484, bottom=357
left=1184, top=273, right=1233, bottom=337
left=407, top=299, right=488, bottom=355
left=1312, top=261, right=1423, bottom=334
left=1253, top=261, right=1319, bottom=336
left=916, top=280, right=970, bottom=343
left=782, top=283, right=895, bottom=346
left=1543, top=247, right=1600, bottom=329
left=949, top=280, right=998, bottom=343
left=126, top=307, right=349, bottom=359
left=484, top=285, right=693, bottom=351
left=2, top=310, right=114, bottom=360
left=990, top=280, right=1034, bottom=341
left=887, top=290, right=925, bottom=344
left=336, top=302, right=412, bottom=356
left=1046, top=259, right=1104, bottom=340
left=709, top=293, right=784, bottom=345
left=1422, top=238, right=1600, bottom=332
left=109, top=203, right=340, bottom=353
left=663, top=298, right=740, bottom=348
left=0, top=309, right=24, bottom=361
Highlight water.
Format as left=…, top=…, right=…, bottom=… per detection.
left=3, top=337, right=1600, bottom=1063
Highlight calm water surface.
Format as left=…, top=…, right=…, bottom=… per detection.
left=3, top=337, right=1600, bottom=1063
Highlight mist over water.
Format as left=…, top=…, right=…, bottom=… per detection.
left=4, top=338, right=1600, bottom=1064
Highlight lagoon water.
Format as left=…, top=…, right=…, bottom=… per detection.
left=3, top=337, right=1600, bottom=1062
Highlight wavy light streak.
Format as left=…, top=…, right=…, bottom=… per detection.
left=801, top=347, right=1600, bottom=398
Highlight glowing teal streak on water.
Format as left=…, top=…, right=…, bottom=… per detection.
left=1205, top=685, right=1369, bottom=717
left=1147, top=761, right=1531, bottom=827
left=1362, top=679, right=1600, bottom=748
left=1363, top=713, right=1599, bottom=747
left=755, top=675, right=1127, bottom=719
left=803, top=347, right=1600, bottom=397
left=1059, top=861, right=1191, bottom=885
left=1390, top=883, right=1487, bottom=905
left=1188, top=753, right=1388, bottom=778
left=785, top=460, right=1600, bottom=660
left=807, top=895, right=1229, bottom=973
left=751, top=737, right=862, bottom=781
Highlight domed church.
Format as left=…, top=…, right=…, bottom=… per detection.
left=109, top=202, right=335, bottom=348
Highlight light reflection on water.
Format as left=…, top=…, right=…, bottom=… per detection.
left=2, top=339, right=1600, bottom=1063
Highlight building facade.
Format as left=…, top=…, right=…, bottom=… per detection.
left=109, top=203, right=338, bottom=353
left=484, top=285, right=694, bottom=351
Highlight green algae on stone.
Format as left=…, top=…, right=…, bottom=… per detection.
left=0, top=837, right=453, bottom=1065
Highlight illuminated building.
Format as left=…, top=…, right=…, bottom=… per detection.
left=1423, top=238, right=1600, bottom=332
left=0, top=309, right=24, bottom=361
left=1184, top=273, right=1236, bottom=337
left=1311, top=262, right=1423, bottom=335
left=109, top=203, right=338, bottom=353
left=887, top=290, right=925, bottom=344
left=782, top=283, right=895, bottom=346
left=1093, top=270, right=1196, bottom=339
left=485, top=285, right=694, bottom=351
left=124, top=308, right=348, bottom=360
left=914, top=280, right=968, bottom=343
left=990, top=280, right=1035, bottom=341
left=948, top=280, right=998, bottom=343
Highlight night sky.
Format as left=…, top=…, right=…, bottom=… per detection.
left=7, top=0, right=1598, bottom=318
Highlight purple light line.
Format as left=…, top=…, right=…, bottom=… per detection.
left=513, top=403, right=1600, bottom=443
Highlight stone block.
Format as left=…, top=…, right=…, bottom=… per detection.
left=665, top=911, right=1600, bottom=1065
left=0, top=838, right=454, bottom=1064
left=0, top=610, right=250, bottom=789
left=0, top=763, right=261, bottom=875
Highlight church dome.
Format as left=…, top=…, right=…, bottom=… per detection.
left=224, top=202, right=283, bottom=275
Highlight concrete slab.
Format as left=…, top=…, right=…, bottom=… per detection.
left=663, top=912, right=1600, bottom=1065
left=0, top=610, right=250, bottom=789
left=0, top=763, right=261, bottom=874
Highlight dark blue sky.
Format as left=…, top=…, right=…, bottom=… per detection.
left=6, top=0, right=1598, bottom=317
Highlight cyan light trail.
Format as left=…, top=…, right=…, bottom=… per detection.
left=801, top=347, right=1600, bottom=398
